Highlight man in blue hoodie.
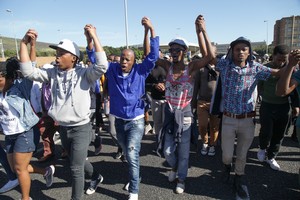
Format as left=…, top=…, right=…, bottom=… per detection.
left=87, top=16, right=159, bottom=200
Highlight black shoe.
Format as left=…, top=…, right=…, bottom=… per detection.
left=222, top=164, right=232, bottom=183
left=234, top=175, right=249, bottom=200
left=86, top=174, right=104, bottom=195
left=120, top=155, right=127, bottom=163
left=114, top=151, right=122, bottom=159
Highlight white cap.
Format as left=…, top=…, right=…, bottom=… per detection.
left=49, top=39, right=80, bottom=58
left=168, top=37, right=189, bottom=49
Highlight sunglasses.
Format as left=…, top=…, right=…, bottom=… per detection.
left=169, top=48, right=185, bottom=53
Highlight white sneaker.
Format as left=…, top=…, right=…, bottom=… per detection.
left=201, top=143, right=208, bottom=155
left=0, top=179, right=19, bottom=193
left=128, top=193, right=138, bottom=200
left=124, top=182, right=129, bottom=191
left=44, top=165, right=55, bottom=187
left=257, top=148, right=266, bottom=162
left=86, top=174, right=104, bottom=195
left=266, top=158, right=280, bottom=171
left=208, top=146, right=216, bottom=156
left=144, top=124, right=152, bottom=135
left=175, top=181, right=185, bottom=194
left=168, top=170, right=177, bottom=182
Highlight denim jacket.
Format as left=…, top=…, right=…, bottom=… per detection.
left=2, top=78, right=39, bottom=132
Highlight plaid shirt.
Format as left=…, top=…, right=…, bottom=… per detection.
left=216, top=59, right=271, bottom=114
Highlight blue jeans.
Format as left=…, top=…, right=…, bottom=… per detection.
left=115, top=117, right=144, bottom=194
left=0, top=144, right=17, bottom=180
left=164, top=123, right=191, bottom=181
left=59, top=123, right=92, bottom=200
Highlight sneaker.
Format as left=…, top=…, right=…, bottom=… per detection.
left=86, top=174, right=104, bottom=195
left=144, top=123, right=152, bottom=135
left=257, top=148, right=266, bottom=162
left=234, top=175, right=250, bottom=200
left=168, top=170, right=177, bottom=182
left=201, top=143, right=208, bottom=155
left=124, top=182, right=130, bottom=191
left=44, top=165, right=55, bottom=187
left=175, top=181, right=185, bottom=194
left=208, top=146, right=216, bottom=156
left=19, top=198, right=32, bottom=200
left=266, top=158, right=280, bottom=171
left=128, top=193, right=138, bottom=200
left=0, top=179, right=19, bottom=193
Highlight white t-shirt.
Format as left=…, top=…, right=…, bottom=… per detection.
left=0, top=93, right=26, bottom=135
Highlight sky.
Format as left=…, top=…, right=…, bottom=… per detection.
left=0, top=0, right=300, bottom=48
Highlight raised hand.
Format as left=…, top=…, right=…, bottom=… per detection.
left=289, top=49, right=300, bottom=67
left=195, top=15, right=206, bottom=33
left=22, top=29, right=38, bottom=45
left=84, top=24, right=97, bottom=40
left=141, top=16, right=153, bottom=30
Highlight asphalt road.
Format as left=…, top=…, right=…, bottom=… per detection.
left=0, top=116, right=299, bottom=200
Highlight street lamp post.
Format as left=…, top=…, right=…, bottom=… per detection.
left=6, top=9, right=19, bottom=59
left=124, top=0, right=129, bottom=49
left=264, top=20, right=268, bottom=55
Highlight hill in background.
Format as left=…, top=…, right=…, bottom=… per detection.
left=0, top=36, right=86, bottom=52
left=0, top=36, right=57, bottom=51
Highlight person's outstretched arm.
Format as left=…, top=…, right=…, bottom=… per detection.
left=20, top=29, right=38, bottom=64
left=139, top=17, right=159, bottom=74
left=276, top=49, right=300, bottom=96
left=142, top=17, right=151, bottom=57
left=190, top=15, right=215, bottom=75
left=84, top=24, right=108, bottom=79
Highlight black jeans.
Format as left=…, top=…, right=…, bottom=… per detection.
left=259, top=101, right=291, bottom=159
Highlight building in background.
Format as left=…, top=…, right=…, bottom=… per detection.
left=273, top=15, right=300, bottom=50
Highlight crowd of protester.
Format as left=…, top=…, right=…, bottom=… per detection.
left=0, top=15, right=299, bottom=200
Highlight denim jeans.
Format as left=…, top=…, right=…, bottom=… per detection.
left=163, top=123, right=191, bottom=181
left=59, top=123, right=92, bottom=200
left=5, top=129, right=35, bottom=153
left=115, top=117, right=144, bottom=194
left=0, top=144, right=17, bottom=180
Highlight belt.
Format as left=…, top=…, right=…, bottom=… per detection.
left=223, top=111, right=256, bottom=119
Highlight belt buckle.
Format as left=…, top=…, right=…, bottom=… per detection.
left=230, top=113, right=236, bottom=119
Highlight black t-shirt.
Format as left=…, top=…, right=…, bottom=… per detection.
left=146, top=65, right=166, bottom=100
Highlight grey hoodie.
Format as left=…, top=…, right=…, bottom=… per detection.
left=20, top=52, right=108, bottom=126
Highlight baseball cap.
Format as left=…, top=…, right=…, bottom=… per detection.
left=168, top=37, right=189, bottom=49
left=49, top=39, right=80, bottom=58
left=230, top=37, right=251, bottom=48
